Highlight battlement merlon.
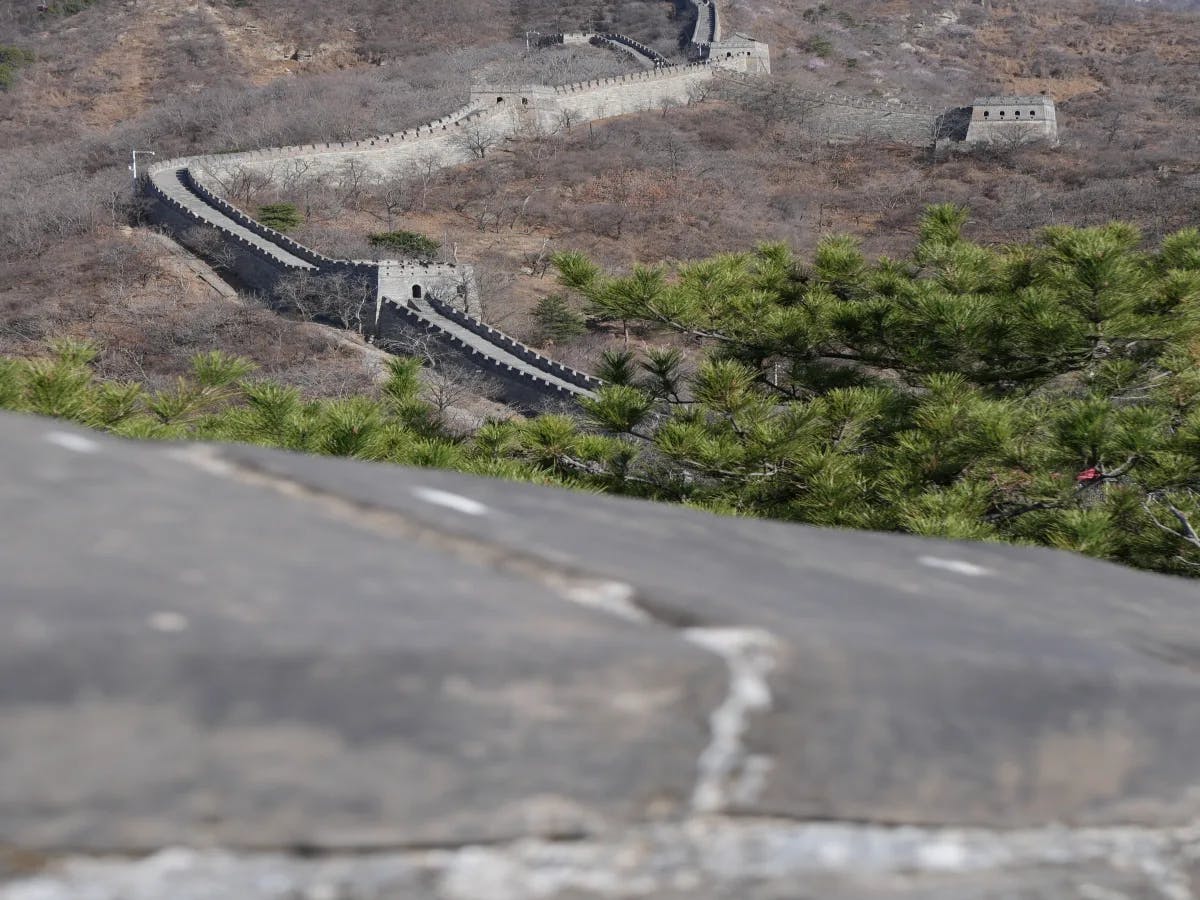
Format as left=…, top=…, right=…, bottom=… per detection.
left=469, top=65, right=722, bottom=131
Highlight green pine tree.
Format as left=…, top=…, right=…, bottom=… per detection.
left=531, top=294, right=586, bottom=344
left=552, top=207, right=1200, bottom=575
left=257, top=203, right=302, bottom=232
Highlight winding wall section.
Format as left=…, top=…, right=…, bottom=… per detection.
left=140, top=0, right=754, bottom=409
left=144, top=144, right=597, bottom=408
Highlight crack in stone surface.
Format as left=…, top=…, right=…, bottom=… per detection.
left=683, top=628, right=778, bottom=814
left=7, top=440, right=1200, bottom=897
left=172, top=445, right=783, bottom=817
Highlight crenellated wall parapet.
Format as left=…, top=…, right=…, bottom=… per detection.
left=376, top=300, right=594, bottom=409
left=424, top=296, right=602, bottom=391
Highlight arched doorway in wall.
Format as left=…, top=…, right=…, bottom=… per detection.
left=412, top=284, right=423, bottom=299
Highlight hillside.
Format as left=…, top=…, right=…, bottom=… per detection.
left=2, top=0, right=1200, bottom=382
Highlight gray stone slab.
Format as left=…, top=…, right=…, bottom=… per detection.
left=6, top=408, right=1200, bottom=882
left=0, top=413, right=723, bottom=851
left=217, top=441, right=1200, bottom=829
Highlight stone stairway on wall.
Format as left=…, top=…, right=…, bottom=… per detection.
left=591, top=33, right=668, bottom=68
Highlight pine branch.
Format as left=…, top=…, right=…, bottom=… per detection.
left=1142, top=492, right=1200, bottom=557
left=642, top=302, right=736, bottom=343
left=1102, top=455, right=1140, bottom=479
left=556, top=454, right=658, bottom=488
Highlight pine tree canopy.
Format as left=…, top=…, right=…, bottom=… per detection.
left=532, top=294, right=587, bottom=344
left=256, top=203, right=303, bottom=232
left=553, top=207, right=1200, bottom=575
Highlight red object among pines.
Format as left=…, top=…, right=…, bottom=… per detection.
left=1076, top=467, right=1102, bottom=484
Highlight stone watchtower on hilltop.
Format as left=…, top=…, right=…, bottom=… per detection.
left=965, top=95, right=1058, bottom=146
left=706, top=33, right=771, bottom=75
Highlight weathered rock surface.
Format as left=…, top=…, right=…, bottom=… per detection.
left=3, top=411, right=1200, bottom=898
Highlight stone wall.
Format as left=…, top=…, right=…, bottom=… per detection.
left=460, top=66, right=718, bottom=136
left=691, top=0, right=718, bottom=45
left=592, top=33, right=669, bottom=68
left=192, top=0, right=757, bottom=189
left=425, top=296, right=602, bottom=392
left=706, top=36, right=771, bottom=75
left=378, top=260, right=479, bottom=318
left=801, top=96, right=936, bottom=143
left=142, top=158, right=594, bottom=408
left=195, top=105, right=498, bottom=184
left=544, top=64, right=714, bottom=123
left=183, top=168, right=377, bottom=280
left=142, top=164, right=320, bottom=298
left=375, top=300, right=588, bottom=410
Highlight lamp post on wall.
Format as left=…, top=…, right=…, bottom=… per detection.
left=129, top=150, right=155, bottom=190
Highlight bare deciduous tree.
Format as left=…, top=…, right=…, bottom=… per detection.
left=335, top=158, right=371, bottom=211
left=207, top=165, right=275, bottom=206
left=557, top=107, right=581, bottom=133
left=454, top=121, right=500, bottom=159
left=407, top=153, right=444, bottom=211
left=421, top=362, right=498, bottom=419
left=183, top=226, right=240, bottom=274
left=523, top=237, right=554, bottom=278
left=277, top=270, right=376, bottom=334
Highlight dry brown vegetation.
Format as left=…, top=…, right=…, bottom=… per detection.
left=3, top=0, right=1200, bottom=389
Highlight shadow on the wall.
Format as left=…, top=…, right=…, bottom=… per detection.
left=936, top=106, right=972, bottom=142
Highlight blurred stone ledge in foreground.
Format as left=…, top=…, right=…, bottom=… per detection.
left=2, top=411, right=1200, bottom=899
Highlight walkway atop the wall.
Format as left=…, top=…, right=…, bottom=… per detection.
left=152, top=166, right=317, bottom=271
left=392, top=293, right=594, bottom=398
left=592, top=33, right=670, bottom=68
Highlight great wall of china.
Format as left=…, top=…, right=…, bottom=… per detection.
left=141, top=1, right=1055, bottom=408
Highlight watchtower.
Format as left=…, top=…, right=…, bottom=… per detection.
left=965, top=96, right=1058, bottom=146
left=707, top=33, right=771, bottom=75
